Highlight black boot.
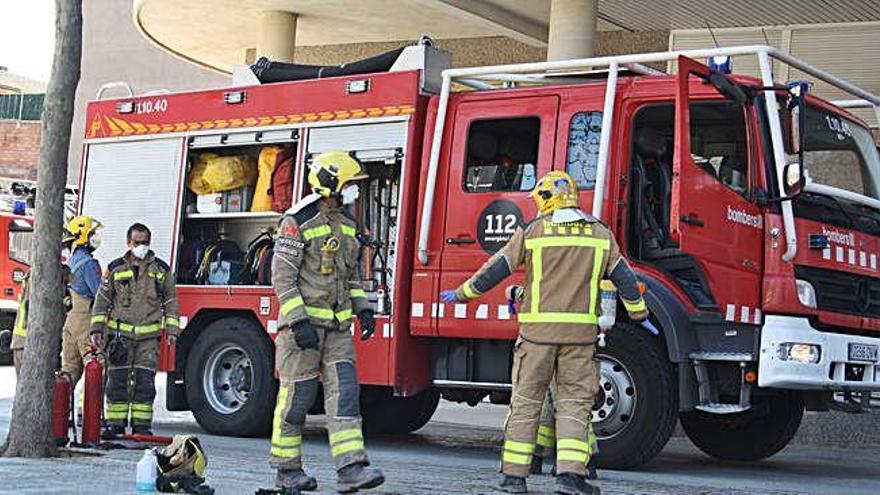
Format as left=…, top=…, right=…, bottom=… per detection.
left=336, top=462, right=384, bottom=493
left=498, top=475, right=527, bottom=494
left=530, top=455, right=544, bottom=475
left=101, top=424, right=125, bottom=440
left=131, top=425, right=153, bottom=436
left=586, top=457, right=599, bottom=480
left=276, top=469, right=317, bottom=492
left=555, top=473, right=600, bottom=495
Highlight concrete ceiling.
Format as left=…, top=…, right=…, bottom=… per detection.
left=133, top=0, right=880, bottom=73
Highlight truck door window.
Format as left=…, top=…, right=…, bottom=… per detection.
left=9, top=219, right=33, bottom=266
left=463, top=117, right=539, bottom=193
left=566, top=112, right=603, bottom=189
left=690, top=101, right=749, bottom=195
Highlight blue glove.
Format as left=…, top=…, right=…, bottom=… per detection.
left=440, top=290, right=458, bottom=303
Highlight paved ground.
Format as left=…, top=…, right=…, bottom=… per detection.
left=1, top=366, right=879, bottom=494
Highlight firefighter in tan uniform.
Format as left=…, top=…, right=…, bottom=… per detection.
left=9, top=272, right=30, bottom=376
left=442, top=171, right=648, bottom=495
left=90, top=223, right=180, bottom=438
left=60, top=216, right=104, bottom=409
left=269, top=151, right=384, bottom=493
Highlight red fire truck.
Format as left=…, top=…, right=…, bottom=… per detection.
left=0, top=210, right=34, bottom=365
left=77, top=42, right=880, bottom=468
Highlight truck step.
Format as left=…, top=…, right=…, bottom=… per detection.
left=695, top=403, right=750, bottom=414
left=689, top=351, right=753, bottom=362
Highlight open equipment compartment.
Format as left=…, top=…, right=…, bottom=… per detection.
left=177, top=129, right=299, bottom=287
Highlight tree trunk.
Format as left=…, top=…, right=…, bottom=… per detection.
left=1, top=0, right=82, bottom=458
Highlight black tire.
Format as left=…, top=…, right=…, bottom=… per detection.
left=0, top=313, right=15, bottom=366
left=680, top=391, right=804, bottom=461
left=185, top=317, right=277, bottom=437
left=594, top=322, right=678, bottom=469
left=361, top=386, right=440, bottom=434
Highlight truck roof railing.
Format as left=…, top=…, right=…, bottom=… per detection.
left=417, top=45, right=880, bottom=266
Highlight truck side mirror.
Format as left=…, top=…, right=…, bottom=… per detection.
left=783, top=161, right=806, bottom=197
left=786, top=81, right=809, bottom=156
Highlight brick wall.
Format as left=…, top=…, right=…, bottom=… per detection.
left=0, top=121, right=40, bottom=180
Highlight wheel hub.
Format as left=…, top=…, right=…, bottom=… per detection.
left=591, top=355, right=637, bottom=440
left=203, top=344, right=253, bottom=415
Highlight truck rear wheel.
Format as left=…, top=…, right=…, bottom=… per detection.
left=185, top=317, right=276, bottom=437
left=680, top=391, right=804, bottom=461
left=593, top=322, right=677, bottom=469
left=361, top=386, right=440, bottom=434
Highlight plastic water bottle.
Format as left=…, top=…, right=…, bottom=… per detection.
left=597, top=280, right=617, bottom=331
left=136, top=448, right=157, bottom=492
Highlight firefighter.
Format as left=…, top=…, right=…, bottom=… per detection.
left=90, top=223, right=180, bottom=438
left=531, top=384, right=600, bottom=480
left=60, top=216, right=104, bottom=405
left=9, top=271, right=30, bottom=376
left=441, top=171, right=648, bottom=495
left=268, top=150, right=384, bottom=493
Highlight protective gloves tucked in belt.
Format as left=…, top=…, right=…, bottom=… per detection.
left=292, top=320, right=319, bottom=350
left=358, top=310, right=376, bottom=341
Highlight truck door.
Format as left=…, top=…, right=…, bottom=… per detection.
left=438, top=96, right=558, bottom=337
left=670, top=57, right=763, bottom=324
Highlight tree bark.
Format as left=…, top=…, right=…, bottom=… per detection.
left=1, top=0, right=82, bottom=458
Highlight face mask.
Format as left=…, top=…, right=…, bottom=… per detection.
left=131, top=244, right=150, bottom=259
left=61, top=248, right=71, bottom=261
left=340, top=184, right=360, bottom=205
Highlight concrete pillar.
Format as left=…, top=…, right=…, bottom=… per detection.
left=546, top=0, right=598, bottom=61
left=257, top=10, right=297, bottom=62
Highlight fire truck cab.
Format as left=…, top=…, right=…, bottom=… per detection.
left=79, top=42, right=880, bottom=468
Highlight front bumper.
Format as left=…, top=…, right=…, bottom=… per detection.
left=759, top=315, right=880, bottom=391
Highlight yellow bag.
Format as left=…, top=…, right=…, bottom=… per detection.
left=252, top=146, right=286, bottom=212
left=187, top=153, right=257, bottom=195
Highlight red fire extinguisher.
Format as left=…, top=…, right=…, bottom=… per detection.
left=52, top=371, right=71, bottom=446
left=81, top=352, right=103, bottom=445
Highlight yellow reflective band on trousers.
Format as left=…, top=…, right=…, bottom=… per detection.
left=113, top=270, right=134, bottom=281
left=91, top=314, right=107, bottom=325
left=271, top=387, right=302, bottom=459
left=537, top=426, right=556, bottom=448
left=164, top=316, right=180, bottom=328
left=622, top=297, right=647, bottom=313
left=329, top=428, right=364, bottom=457
left=522, top=236, right=609, bottom=324
left=130, top=403, right=153, bottom=420
left=502, top=439, right=535, bottom=465
left=305, top=306, right=352, bottom=322
left=109, top=319, right=163, bottom=335
left=303, top=225, right=332, bottom=240
left=105, top=403, right=129, bottom=420
left=557, top=438, right=591, bottom=463
left=341, top=225, right=357, bottom=237
left=462, top=282, right=480, bottom=299
left=281, top=296, right=305, bottom=316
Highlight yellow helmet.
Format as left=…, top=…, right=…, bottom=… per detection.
left=156, top=435, right=208, bottom=491
left=63, top=215, right=102, bottom=247
left=308, top=151, right=369, bottom=198
left=529, top=171, right=579, bottom=215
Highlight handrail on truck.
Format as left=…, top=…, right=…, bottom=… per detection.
left=416, top=45, right=880, bottom=266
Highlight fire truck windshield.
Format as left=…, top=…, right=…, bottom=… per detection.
left=794, top=106, right=880, bottom=200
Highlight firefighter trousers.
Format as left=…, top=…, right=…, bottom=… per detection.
left=270, top=326, right=369, bottom=472
left=61, top=293, right=99, bottom=390
left=105, top=337, right=158, bottom=430
left=535, top=368, right=600, bottom=462
left=502, top=338, right=598, bottom=478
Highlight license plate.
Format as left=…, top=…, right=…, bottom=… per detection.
left=848, top=343, right=879, bottom=363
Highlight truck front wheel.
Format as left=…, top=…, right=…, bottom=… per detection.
left=680, top=391, right=804, bottom=461
left=592, top=322, right=678, bottom=469
left=185, top=317, right=277, bottom=437
left=361, top=386, right=440, bottom=434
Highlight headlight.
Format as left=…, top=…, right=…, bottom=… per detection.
left=796, top=279, right=817, bottom=308
left=777, top=342, right=821, bottom=364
